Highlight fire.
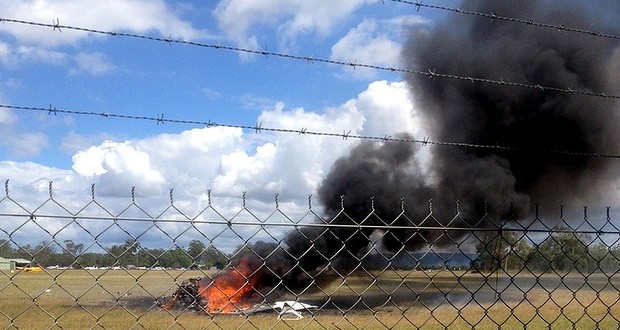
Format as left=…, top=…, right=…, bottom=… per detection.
left=197, top=257, right=262, bottom=313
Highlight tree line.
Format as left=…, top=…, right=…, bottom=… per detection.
left=3, top=228, right=618, bottom=273
left=0, top=239, right=228, bottom=270
left=473, top=226, right=620, bottom=274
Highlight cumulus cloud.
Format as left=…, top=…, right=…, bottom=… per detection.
left=72, top=141, right=166, bottom=196
left=0, top=42, right=69, bottom=68
left=330, top=16, right=427, bottom=78
left=69, top=52, right=117, bottom=76
left=214, top=0, right=376, bottom=50
left=3, top=132, right=49, bottom=158
left=60, top=131, right=115, bottom=155
left=0, top=161, right=74, bottom=184
left=63, top=80, right=417, bottom=201
left=4, top=80, right=419, bottom=248
left=0, top=0, right=205, bottom=47
left=331, top=19, right=401, bottom=72
left=0, top=107, right=18, bottom=125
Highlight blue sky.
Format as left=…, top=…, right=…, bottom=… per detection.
left=0, top=0, right=444, bottom=169
left=0, top=0, right=452, bottom=249
left=1, top=1, right=618, bottom=253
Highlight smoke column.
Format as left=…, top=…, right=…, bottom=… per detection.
left=401, top=0, right=620, bottom=212
left=188, top=1, right=620, bottom=309
left=320, top=0, right=620, bottom=251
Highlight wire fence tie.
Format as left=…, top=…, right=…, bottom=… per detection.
left=414, top=1, right=422, bottom=11
left=48, top=104, right=57, bottom=116
left=52, top=18, right=61, bottom=32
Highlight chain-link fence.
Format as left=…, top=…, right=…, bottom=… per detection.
left=1, top=183, right=620, bottom=329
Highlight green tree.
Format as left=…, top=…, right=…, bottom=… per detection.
left=63, top=240, right=84, bottom=256
left=135, top=248, right=157, bottom=268
left=106, top=239, right=140, bottom=266
left=59, top=240, right=85, bottom=267
left=187, top=240, right=207, bottom=265
left=32, top=241, right=58, bottom=266
left=0, top=239, right=14, bottom=257
left=14, top=243, right=34, bottom=260
left=526, top=226, right=591, bottom=273
left=77, top=252, right=106, bottom=268
left=203, top=245, right=228, bottom=269
left=505, top=237, right=531, bottom=271
left=589, top=243, right=620, bottom=273
left=473, top=229, right=528, bottom=273
left=159, top=247, right=192, bottom=268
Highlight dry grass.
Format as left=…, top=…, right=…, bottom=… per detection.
left=1, top=269, right=620, bottom=329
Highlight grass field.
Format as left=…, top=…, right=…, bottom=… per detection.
left=1, top=269, right=620, bottom=329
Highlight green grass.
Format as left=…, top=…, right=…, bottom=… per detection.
left=1, top=269, right=619, bottom=329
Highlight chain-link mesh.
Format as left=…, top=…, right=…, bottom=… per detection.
left=1, top=184, right=619, bottom=329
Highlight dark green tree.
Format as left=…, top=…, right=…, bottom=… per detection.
left=473, top=229, right=529, bottom=273
left=77, top=252, right=107, bottom=268
left=589, top=242, right=620, bottom=273
left=32, top=241, right=58, bottom=266
left=159, top=247, right=192, bottom=268
left=526, top=226, right=592, bottom=273
left=59, top=240, right=85, bottom=267
left=106, top=239, right=140, bottom=266
left=203, top=245, right=228, bottom=269
left=0, top=239, right=14, bottom=257
left=187, top=240, right=207, bottom=265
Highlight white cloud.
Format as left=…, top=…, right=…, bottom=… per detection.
left=16, top=45, right=68, bottom=64
left=353, top=80, right=419, bottom=136
left=0, top=42, right=13, bottom=67
left=330, top=19, right=402, bottom=78
left=0, top=42, right=69, bottom=67
left=2, top=80, right=421, bottom=248
left=63, top=80, right=417, bottom=202
left=1, top=0, right=205, bottom=47
left=201, top=87, right=222, bottom=101
left=0, top=161, right=76, bottom=192
left=69, top=52, right=116, bottom=76
left=0, top=108, right=18, bottom=125
left=385, top=14, right=430, bottom=27
left=0, top=131, right=48, bottom=158
left=60, top=131, right=115, bottom=155
left=72, top=141, right=166, bottom=196
left=214, top=0, right=376, bottom=49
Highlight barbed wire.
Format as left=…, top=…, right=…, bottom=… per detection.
left=2, top=103, right=620, bottom=159
left=0, top=17, right=619, bottom=100
left=388, top=0, right=620, bottom=41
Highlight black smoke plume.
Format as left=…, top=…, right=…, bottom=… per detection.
left=402, top=0, right=620, bottom=211
left=318, top=0, right=620, bottom=253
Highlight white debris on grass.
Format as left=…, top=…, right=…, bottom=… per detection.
left=272, top=301, right=317, bottom=320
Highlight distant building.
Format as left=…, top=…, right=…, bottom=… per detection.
left=0, top=257, right=10, bottom=270
left=0, top=257, right=33, bottom=271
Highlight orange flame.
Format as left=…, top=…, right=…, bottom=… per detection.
left=197, top=257, right=261, bottom=313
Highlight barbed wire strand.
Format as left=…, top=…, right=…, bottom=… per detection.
left=2, top=103, right=619, bottom=159
left=388, top=0, right=620, bottom=41
left=0, top=17, right=618, bottom=100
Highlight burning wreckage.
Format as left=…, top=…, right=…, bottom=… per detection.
left=158, top=258, right=318, bottom=319
left=161, top=0, right=620, bottom=318
left=158, top=276, right=316, bottom=319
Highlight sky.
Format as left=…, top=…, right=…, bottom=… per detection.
left=0, top=0, right=454, bottom=251
left=1, top=0, right=617, bottom=253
